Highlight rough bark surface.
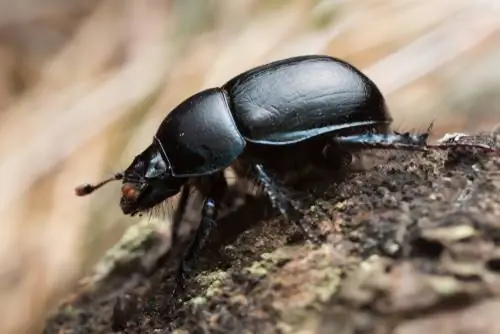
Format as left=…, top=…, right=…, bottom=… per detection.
left=45, top=129, right=500, bottom=334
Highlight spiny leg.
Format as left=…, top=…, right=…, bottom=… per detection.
left=332, top=130, right=496, bottom=152
left=176, top=199, right=217, bottom=282
left=253, top=164, right=321, bottom=245
left=174, top=173, right=227, bottom=292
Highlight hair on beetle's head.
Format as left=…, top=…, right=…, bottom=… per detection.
left=75, top=144, right=184, bottom=216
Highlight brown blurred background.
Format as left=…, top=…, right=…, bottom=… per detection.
left=0, top=0, right=499, bottom=333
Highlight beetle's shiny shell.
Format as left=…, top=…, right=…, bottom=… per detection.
left=156, top=55, right=390, bottom=176
left=225, top=55, right=390, bottom=144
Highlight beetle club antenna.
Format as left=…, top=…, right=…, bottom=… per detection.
left=75, top=172, right=124, bottom=196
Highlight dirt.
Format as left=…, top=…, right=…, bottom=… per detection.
left=44, top=129, right=500, bottom=334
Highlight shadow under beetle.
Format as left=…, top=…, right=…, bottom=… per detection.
left=75, top=55, right=495, bottom=291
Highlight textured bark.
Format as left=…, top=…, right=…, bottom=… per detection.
left=45, top=130, right=500, bottom=334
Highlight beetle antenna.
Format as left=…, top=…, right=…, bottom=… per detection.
left=75, top=172, right=124, bottom=196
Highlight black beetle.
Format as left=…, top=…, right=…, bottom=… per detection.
left=75, top=55, right=493, bottom=288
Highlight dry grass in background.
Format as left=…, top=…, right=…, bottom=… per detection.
left=0, top=0, right=499, bottom=333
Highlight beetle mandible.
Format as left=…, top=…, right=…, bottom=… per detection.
left=75, top=55, right=492, bottom=288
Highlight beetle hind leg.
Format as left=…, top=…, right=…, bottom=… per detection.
left=333, top=131, right=429, bottom=151
left=253, top=164, right=322, bottom=245
left=331, top=129, right=496, bottom=152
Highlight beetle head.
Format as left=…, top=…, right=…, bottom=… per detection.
left=119, top=144, right=184, bottom=215
left=75, top=143, right=185, bottom=216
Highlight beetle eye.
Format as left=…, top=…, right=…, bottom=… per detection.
left=145, top=151, right=167, bottom=179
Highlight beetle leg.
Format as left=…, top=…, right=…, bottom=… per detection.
left=175, top=173, right=227, bottom=290
left=333, top=132, right=429, bottom=151
left=253, top=164, right=322, bottom=244
left=333, top=132, right=495, bottom=152
left=175, top=199, right=218, bottom=287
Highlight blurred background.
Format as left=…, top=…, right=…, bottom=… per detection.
left=0, top=0, right=499, bottom=332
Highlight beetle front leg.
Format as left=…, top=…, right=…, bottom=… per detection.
left=174, top=174, right=227, bottom=291
left=253, top=164, right=322, bottom=244
left=175, top=198, right=218, bottom=287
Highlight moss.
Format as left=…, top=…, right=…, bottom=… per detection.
left=195, top=270, right=229, bottom=299
left=271, top=245, right=344, bottom=333
left=186, top=296, right=208, bottom=309
left=244, top=246, right=304, bottom=277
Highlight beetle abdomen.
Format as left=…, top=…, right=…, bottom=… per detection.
left=224, top=55, right=391, bottom=144
left=155, top=88, right=246, bottom=176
